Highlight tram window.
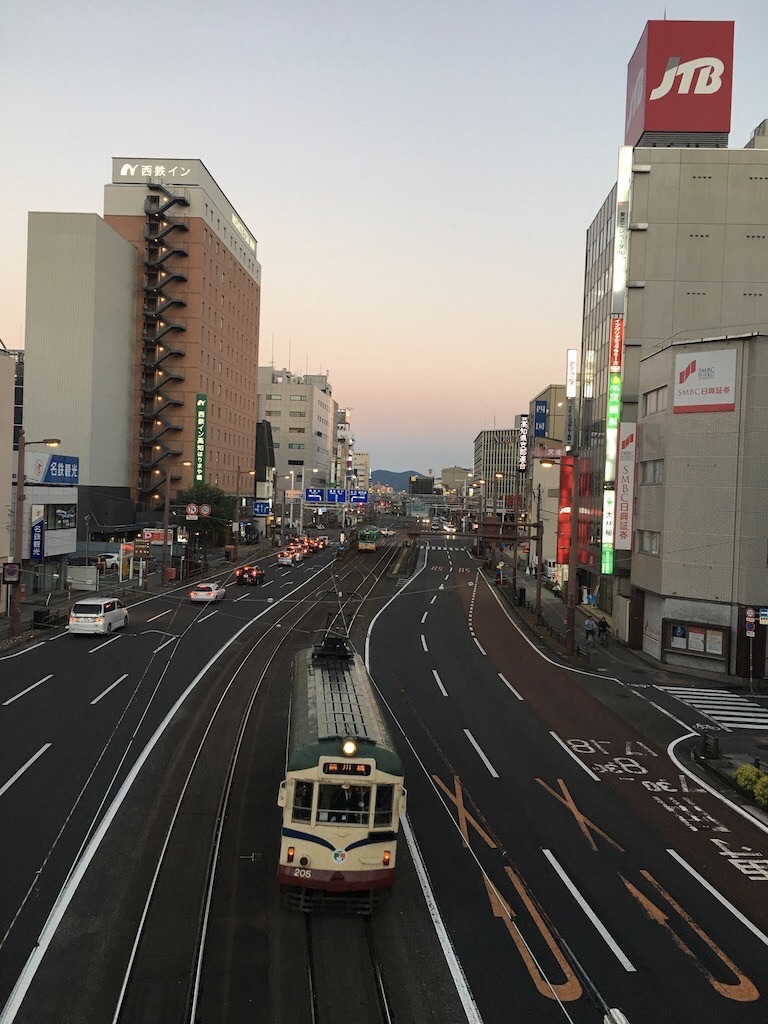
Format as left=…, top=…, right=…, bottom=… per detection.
left=373, top=785, right=394, bottom=827
left=319, top=784, right=370, bottom=825
left=291, top=781, right=314, bottom=822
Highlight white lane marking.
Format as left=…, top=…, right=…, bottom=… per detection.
left=91, top=674, right=129, bottom=705
left=421, top=635, right=429, bottom=652
left=88, top=635, right=123, bottom=654
left=421, top=612, right=428, bottom=624
left=667, top=733, right=768, bottom=834
left=464, top=730, right=499, bottom=777
left=647, top=700, right=695, bottom=732
left=0, top=744, right=52, bottom=797
left=472, top=636, right=487, bottom=655
left=235, top=593, right=250, bottom=602
left=152, top=637, right=176, bottom=654
left=430, top=595, right=437, bottom=605
left=542, top=848, right=636, bottom=971
left=666, top=848, right=768, bottom=947
left=2, top=674, right=54, bottom=706
left=197, top=610, right=218, bottom=622
left=401, top=817, right=484, bottom=1024
left=549, top=731, right=600, bottom=782
left=499, top=673, right=523, bottom=700
left=444, top=574, right=450, bottom=581
left=147, top=609, right=171, bottom=622
left=0, top=642, right=46, bottom=661
left=432, top=669, right=447, bottom=696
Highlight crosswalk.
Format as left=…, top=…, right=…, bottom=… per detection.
left=660, top=686, right=768, bottom=730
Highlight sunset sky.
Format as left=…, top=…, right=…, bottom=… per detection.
left=2, top=0, right=765, bottom=472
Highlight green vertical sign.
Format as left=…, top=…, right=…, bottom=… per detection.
left=195, top=394, right=208, bottom=484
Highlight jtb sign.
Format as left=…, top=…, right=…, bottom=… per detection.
left=625, top=21, right=733, bottom=146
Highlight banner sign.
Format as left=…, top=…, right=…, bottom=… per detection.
left=616, top=423, right=636, bottom=551
left=24, top=453, right=79, bottom=485
left=673, top=349, right=736, bottom=413
left=533, top=400, right=548, bottom=438
left=194, top=394, right=208, bottom=483
left=517, top=414, right=529, bottom=473
left=30, top=505, right=45, bottom=561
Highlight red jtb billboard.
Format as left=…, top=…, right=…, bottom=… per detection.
left=625, top=20, right=734, bottom=146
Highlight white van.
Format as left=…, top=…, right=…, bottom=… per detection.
left=68, top=597, right=129, bottom=635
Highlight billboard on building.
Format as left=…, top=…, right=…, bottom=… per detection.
left=195, top=394, right=208, bottom=483
left=673, top=349, right=736, bottom=413
left=533, top=400, right=547, bottom=438
left=624, top=20, right=734, bottom=146
left=24, top=453, right=79, bottom=485
left=616, top=423, right=636, bottom=551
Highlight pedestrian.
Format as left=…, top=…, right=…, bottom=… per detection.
left=585, top=617, right=596, bottom=646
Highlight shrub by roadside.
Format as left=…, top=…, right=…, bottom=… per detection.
left=734, top=763, right=768, bottom=806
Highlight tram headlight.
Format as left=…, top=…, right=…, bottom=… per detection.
left=382, top=850, right=391, bottom=866
left=342, top=737, right=357, bottom=757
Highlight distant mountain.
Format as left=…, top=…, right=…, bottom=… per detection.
left=371, top=469, right=425, bottom=492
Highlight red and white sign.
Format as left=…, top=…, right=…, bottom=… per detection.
left=609, top=316, right=624, bottom=374
left=673, top=349, right=736, bottom=413
left=616, top=423, right=636, bottom=551
left=625, top=20, right=734, bottom=146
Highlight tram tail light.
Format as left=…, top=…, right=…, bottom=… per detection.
left=382, top=850, right=391, bottom=866
left=287, top=846, right=295, bottom=863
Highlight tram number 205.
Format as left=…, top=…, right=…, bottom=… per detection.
left=293, top=868, right=313, bottom=879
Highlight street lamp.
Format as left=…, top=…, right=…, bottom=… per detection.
left=233, top=465, right=256, bottom=562
left=10, top=429, right=61, bottom=638
left=158, top=460, right=192, bottom=585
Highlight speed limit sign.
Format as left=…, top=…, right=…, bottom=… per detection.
left=200, top=504, right=211, bottom=517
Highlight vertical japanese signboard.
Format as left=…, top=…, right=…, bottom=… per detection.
left=517, top=415, right=529, bottom=473
left=533, top=400, right=548, bottom=438
left=30, top=505, right=45, bottom=561
left=195, top=394, right=208, bottom=484
left=616, top=423, right=636, bottom=550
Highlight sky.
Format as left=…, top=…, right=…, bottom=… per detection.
left=1, top=1, right=766, bottom=474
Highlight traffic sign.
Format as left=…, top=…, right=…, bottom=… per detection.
left=349, top=489, right=369, bottom=504
left=199, top=504, right=211, bottom=517
left=305, top=488, right=324, bottom=503
left=253, top=500, right=271, bottom=516
left=746, top=607, right=756, bottom=620
left=746, top=622, right=756, bottom=637
left=760, top=608, right=768, bottom=626
left=186, top=503, right=198, bottom=521
left=326, top=488, right=346, bottom=504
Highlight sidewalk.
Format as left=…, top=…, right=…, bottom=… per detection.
left=489, top=550, right=768, bottom=812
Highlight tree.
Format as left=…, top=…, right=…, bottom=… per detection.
left=175, top=483, right=235, bottom=550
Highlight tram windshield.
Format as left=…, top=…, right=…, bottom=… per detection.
left=291, top=781, right=314, bottom=822
left=318, top=783, right=370, bottom=825
left=373, top=784, right=394, bottom=827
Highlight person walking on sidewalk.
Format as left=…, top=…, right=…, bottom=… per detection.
left=585, top=617, right=596, bottom=647
left=598, top=617, right=609, bottom=646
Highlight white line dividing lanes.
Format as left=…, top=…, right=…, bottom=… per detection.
left=499, top=673, right=523, bottom=700
left=2, top=675, right=53, bottom=706
left=0, top=745, right=52, bottom=798
left=432, top=669, right=447, bottom=696
left=542, top=848, right=636, bottom=971
left=549, top=731, right=601, bottom=782
left=421, top=635, right=429, bottom=652
left=91, top=674, right=129, bottom=705
left=463, top=730, right=499, bottom=777
left=147, top=610, right=171, bottom=622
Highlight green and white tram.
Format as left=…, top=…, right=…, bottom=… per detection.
left=357, top=527, right=382, bottom=552
left=277, top=634, right=406, bottom=912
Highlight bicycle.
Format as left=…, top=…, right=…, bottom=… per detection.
left=585, top=630, right=596, bottom=648
left=598, top=629, right=609, bottom=647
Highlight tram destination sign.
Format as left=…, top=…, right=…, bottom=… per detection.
left=322, top=761, right=371, bottom=777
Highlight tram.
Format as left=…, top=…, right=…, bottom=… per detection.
left=357, top=527, right=382, bottom=552
left=277, top=633, right=406, bottom=912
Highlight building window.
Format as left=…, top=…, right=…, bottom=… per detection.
left=643, top=386, right=668, bottom=416
left=265, top=410, right=281, bottom=417
left=289, top=411, right=306, bottom=418
left=288, top=443, right=305, bottom=450
left=639, top=459, right=664, bottom=484
left=636, top=530, right=660, bottom=555
left=266, top=393, right=281, bottom=400
left=290, top=394, right=307, bottom=402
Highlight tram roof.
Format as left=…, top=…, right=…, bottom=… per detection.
left=288, top=647, right=403, bottom=776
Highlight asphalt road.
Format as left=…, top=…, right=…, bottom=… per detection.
left=2, top=533, right=767, bottom=1023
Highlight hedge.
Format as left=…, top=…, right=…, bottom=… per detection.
left=734, top=763, right=768, bottom=807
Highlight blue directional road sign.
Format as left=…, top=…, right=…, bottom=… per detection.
left=253, top=501, right=272, bottom=516
left=305, top=488, right=324, bottom=503
left=349, top=489, right=369, bottom=504
left=326, top=488, right=346, bottom=503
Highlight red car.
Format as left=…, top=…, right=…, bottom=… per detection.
left=235, top=564, right=265, bottom=585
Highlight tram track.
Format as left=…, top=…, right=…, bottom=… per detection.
left=305, top=915, right=393, bottom=1024
left=109, top=544, right=400, bottom=1024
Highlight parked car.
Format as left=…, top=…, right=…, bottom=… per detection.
left=189, top=582, right=226, bottom=603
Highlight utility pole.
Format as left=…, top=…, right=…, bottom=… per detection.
left=534, top=483, right=543, bottom=622
left=565, top=453, right=580, bottom=657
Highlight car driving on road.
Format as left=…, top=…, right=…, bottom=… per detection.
left=235, top=564, right=265, bottom=585
left=189, top=582, right=226, bottom=603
